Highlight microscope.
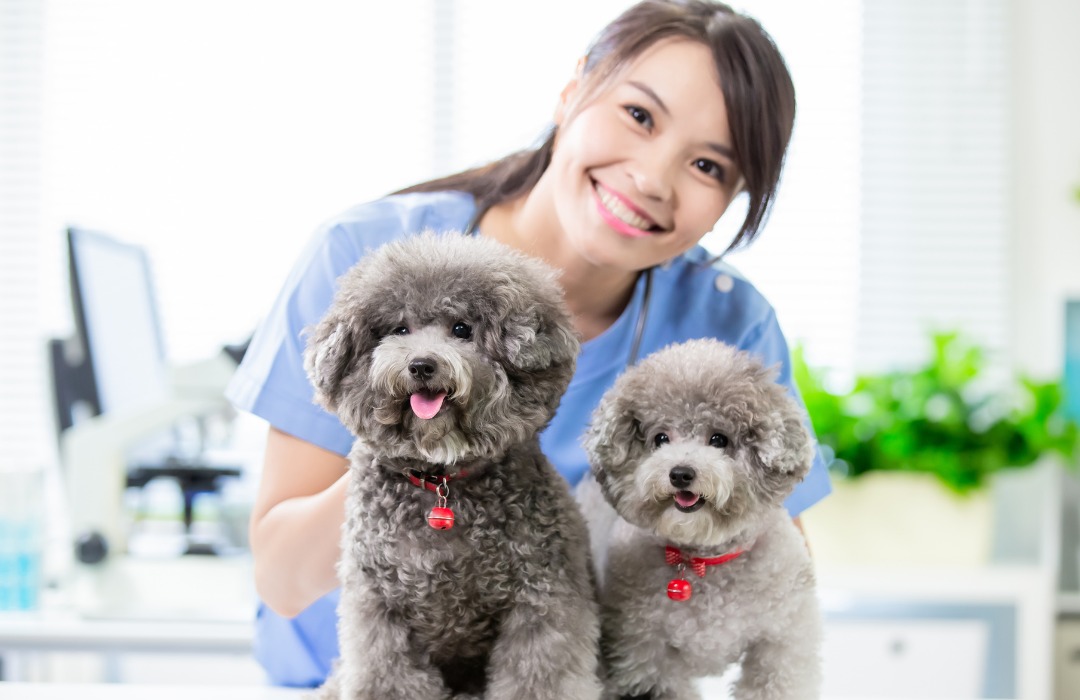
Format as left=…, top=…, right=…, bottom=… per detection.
left=51, top=228, right=249, bottom=566
left=53, top=344, right=244, bottom=564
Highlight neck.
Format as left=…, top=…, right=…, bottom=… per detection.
left=656, top=524, right=760, bottom=558
left=478, top=196, right=640, bottom=341
left=667, top=542, right=745, bottom=558
left=378, top=455, right=478, bottom=478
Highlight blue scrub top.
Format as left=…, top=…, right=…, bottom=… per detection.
left=227, top=190, right=832, bottom=687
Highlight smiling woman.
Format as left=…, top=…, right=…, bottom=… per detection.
left=230, top=1, right=835, bottom=688
left=541, top=39, right=743, bottom=271
left=401, top=18, right=796, bottom=341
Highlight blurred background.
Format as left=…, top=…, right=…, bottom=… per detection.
left=1, top=0, right=1079, bottom=698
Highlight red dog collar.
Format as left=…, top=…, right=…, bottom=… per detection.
left=665, top=545, right=744, bottom=577
left=665, top=545, right=745, bottom=602
left=404, top=469, right=468, bottom=531
left=404, top=469, right=467, bottom=493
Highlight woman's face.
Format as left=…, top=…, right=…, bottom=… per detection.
left=545, top=38, right=742, bottom=272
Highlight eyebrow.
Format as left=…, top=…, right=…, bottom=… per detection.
left=628, top=80, right=736, bottom=161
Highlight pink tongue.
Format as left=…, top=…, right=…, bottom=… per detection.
left=674, top=491, right=700, bottom=508
left=410, top=391, right=447, bottom=420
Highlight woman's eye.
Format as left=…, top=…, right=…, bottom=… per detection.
left=452, top=322, right=473, bottom=340
left=392, top=326, right=409, bottom=336
left=653, top=432, right=670, bottom=447
left=625, top=105, right=653, bottom=128
left=694, top=158, right=726, bottom=182
left=709, top=433, right=729, bottom=448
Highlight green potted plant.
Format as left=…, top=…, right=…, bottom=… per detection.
left=793, top=331, right=1080, bottom=568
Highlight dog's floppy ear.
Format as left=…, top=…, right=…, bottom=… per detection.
left=304, top=311, right=368, bottom=414
left=583, top=392, right=643, bottom=488
left=748, top=383, right=816, bottom=480
left=503, top=311, right=580, bottom=373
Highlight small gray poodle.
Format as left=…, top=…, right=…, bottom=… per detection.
left=304, top=232, right=601, bottom=700
left=580, top=339, right=822, bottom=700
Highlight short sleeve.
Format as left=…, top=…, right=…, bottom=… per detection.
left=225, top=224, right=360, bottom=455
left=740, top=308, right=833, bottom=517
left=226, top=192, right=478, bottom=456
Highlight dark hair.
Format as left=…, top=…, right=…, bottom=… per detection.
left=396, top=0, right=796, bottom=254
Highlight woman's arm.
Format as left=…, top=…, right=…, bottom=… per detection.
left=248, top=427, right=349, bottom=618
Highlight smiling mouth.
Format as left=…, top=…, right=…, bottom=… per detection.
left=593, top=181, right=666, bottom=236
left=673, top=490, right=705, bottom=513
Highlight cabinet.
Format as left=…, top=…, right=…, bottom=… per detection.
left=801, top=460, right=1080, bottom=700
left=1058, top=618, right=1080, bottom=700
left=815, top=567, right=1054, bottom=700
left=821, top=618, right=989, bottom=698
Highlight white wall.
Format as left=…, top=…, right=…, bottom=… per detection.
left=1010, top=0, right=1080, bottom=377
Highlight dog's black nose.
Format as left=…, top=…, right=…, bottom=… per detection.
left=408, top=358, right=437, bottom=380
left=669, top=466, right=696, bottom=489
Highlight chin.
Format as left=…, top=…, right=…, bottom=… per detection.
left=655, top=506, right=734, bottom=548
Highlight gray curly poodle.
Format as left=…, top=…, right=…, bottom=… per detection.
left=304, top=232, right=602, bottom=700
left=581, top=339, right=822, bottom=700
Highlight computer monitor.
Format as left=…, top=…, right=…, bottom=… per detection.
left=51, top=228, right=245, bottom=560
left=51, top=227, right=171, bottom=432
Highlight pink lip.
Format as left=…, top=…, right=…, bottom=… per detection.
left=592, top=183, right=656, bottom=238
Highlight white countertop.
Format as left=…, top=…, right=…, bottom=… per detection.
left=0, top=560, right=1043, bottom=699
left=0, top=555, right=255, bottom=655
left=0, top=610, right=251, bottom=654
left=0, top=684, right=1007, bottom=700
left=0, top=684, right=303, bottom=699
left=0, top=679, right=740, bottom=698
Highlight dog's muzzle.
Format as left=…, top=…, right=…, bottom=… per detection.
left=368, top=334, right=473, bottom=425
left=670, top=466, right=705, bottom=513
left=408, top=357, right=448, bottom=419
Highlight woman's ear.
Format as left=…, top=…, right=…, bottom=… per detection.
left=554, top=56, right=585, bottom=126
left=554, top=79, right=578, bottom=126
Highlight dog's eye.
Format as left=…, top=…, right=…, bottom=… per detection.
left=709, top=433, right=729, bottom=448
left=452, top=322, right=473, bottom=340
left=653, top=433, right=669, bottom=447
left=391, top=326, right=409, bottom=336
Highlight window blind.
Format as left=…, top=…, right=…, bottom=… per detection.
left=855, top=0, right=1011, bottom=372
left=0, top=0, right=49, bottom=469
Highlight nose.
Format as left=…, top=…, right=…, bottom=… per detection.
left=408, top=358, right=437, bottom=381
left=669, top=466, right=696, bottom=489
left=629, top=148, right=676, bottom=202
left=630, top=167, right=672, bottom=203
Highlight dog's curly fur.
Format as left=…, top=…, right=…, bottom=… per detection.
left=304, top=232, right=602, bottom=700
left=581, top=339, right=822, bottom=700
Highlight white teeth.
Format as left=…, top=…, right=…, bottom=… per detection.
left=596, top=185, right=655, bottom=231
